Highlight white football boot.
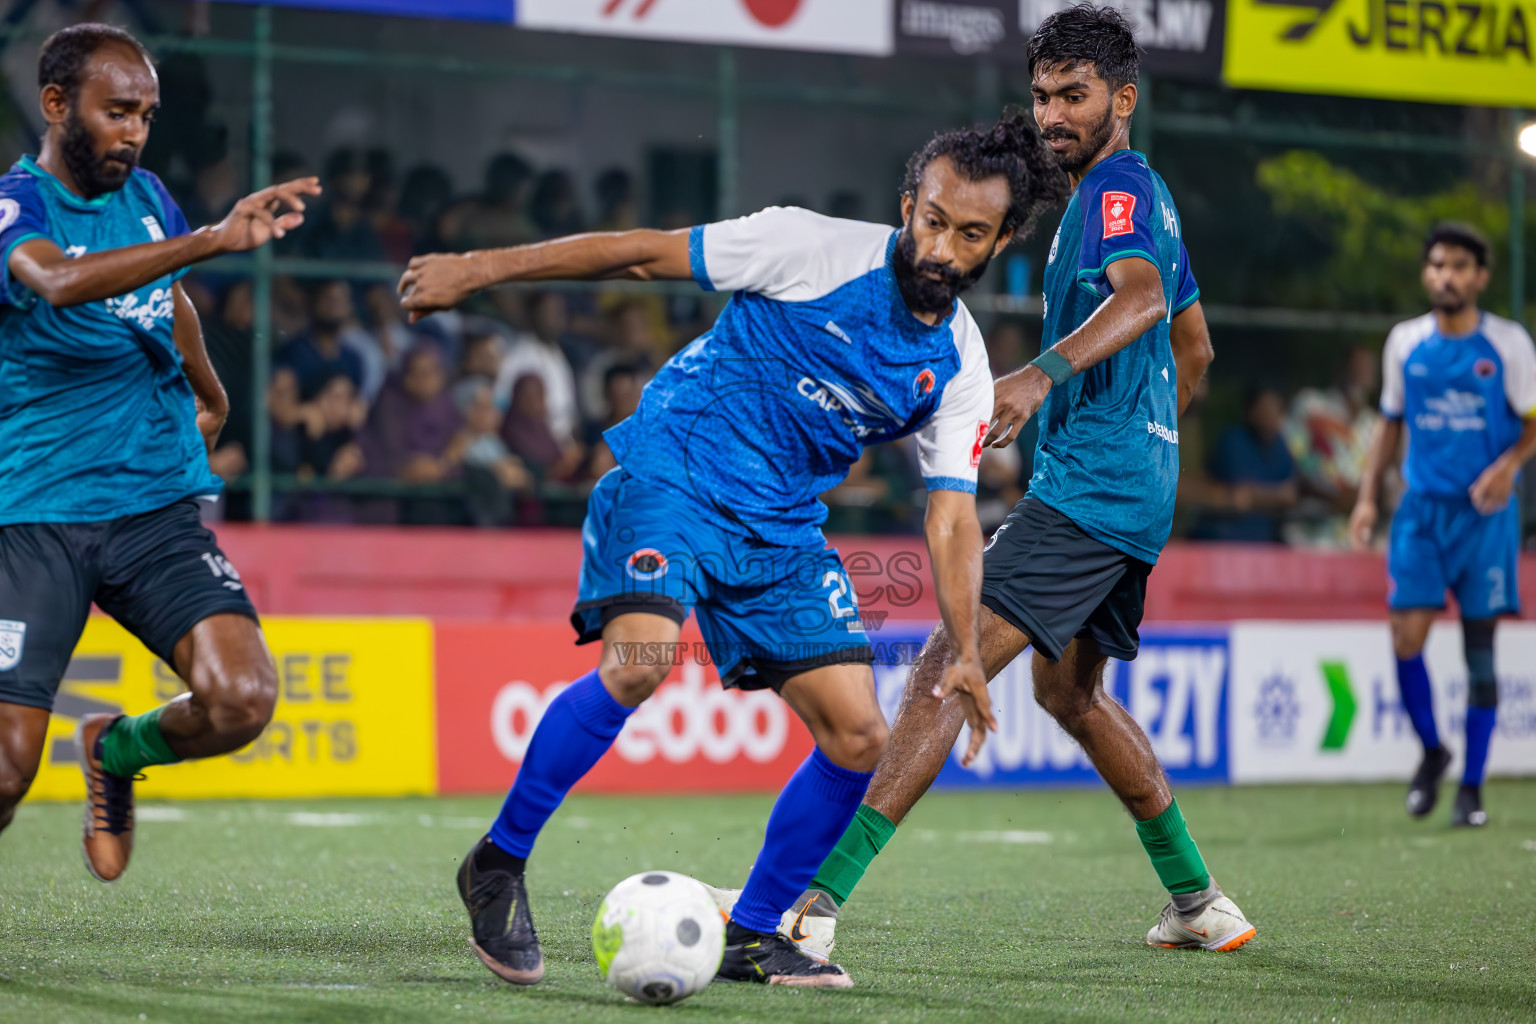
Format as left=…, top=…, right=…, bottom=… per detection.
left=698, top=884, right=838, bottom=963
left=1146, top=883, right=1256, bottom=952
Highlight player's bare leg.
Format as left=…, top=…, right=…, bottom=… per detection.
left=1387, top=608, right=1452, bottom=818
left=0, top=703, right=51, bottom=835
left=79, top=614, right=276, bottom=881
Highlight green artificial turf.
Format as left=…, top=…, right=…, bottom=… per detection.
left=1, top=782, right=1532, bottom=1023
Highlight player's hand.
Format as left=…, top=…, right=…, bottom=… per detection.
left=208, top=178, right=321, bottom=254
left=985, top=365, right=1051, bottom=449
left=1469, top=458, right=1517, bottom=515
left=1347, top=498, right=1377, bottom=551
left=932, top=655, right=996, bottom=767
left=194, top=393, right=227, bottom=454
left=398, top=252, right=485, bottom=323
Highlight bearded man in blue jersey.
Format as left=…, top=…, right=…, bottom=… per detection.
left=714, top=4, right=1256, bottom=959
left=0, top=24, right=319, bottom=881
left=1350, top=223, right=1536, bottom=828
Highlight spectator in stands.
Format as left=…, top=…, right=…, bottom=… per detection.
left=359, top=342, right=463, bottom=484
left=529, top=169, right=584, bottom=239
left=494, top=291, right=581, bottom=443
left=303, top=148, right=386, bottom=262
left=439, top=151, right=536, bottom=251
left=1189, top=385, right=1299, bottom=543
left=592, top=167, right=638, bottom=233
left=454, top=379, right=533, bottom=527
left=1285, top=345, right=1382, bottom=546
left=297, top=374, right=366, bottom=482
left=358, top=282, right=416, bottom=396
left=270, top=280, right=369, bottom=431
left=455, top=327, right=506, bottom=406
left=501, top=374, right=585, bottom=482
left=579, top=299, right=664, bottom=423
left=271, top=274, right=311, bottom=338
left=202, top=279, right=255, bottom=486
left=584, top=363, right=643, bottom=480
left=390, top=163, right=453, bottom=260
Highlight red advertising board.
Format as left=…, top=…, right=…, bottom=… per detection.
left=434, top=621, right=815, bottom=794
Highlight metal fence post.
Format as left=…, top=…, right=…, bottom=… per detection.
left=717, top=47, right=738, bottom=221
left=251, top=4, right=275, bottom=522
left=1513, top=108, right=1527, bottom=327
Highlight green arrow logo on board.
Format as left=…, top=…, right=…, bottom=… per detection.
left=1319, top=660, right=1356, bottom=751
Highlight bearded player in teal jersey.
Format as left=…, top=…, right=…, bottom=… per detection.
left=714, top=3, right=1255, bottom=955
left=0, top=25, right=319, bottom=881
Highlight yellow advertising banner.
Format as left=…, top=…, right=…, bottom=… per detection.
left=27, top=617, right=436, bottom=801
left=1224, top=0, right=1536, bottom=107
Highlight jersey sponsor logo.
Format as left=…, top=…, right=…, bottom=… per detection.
left=796, top=375, right=898, bottom=437
left=1474, top=357, right=1497, bottom=379
left=626, top=548, right=670, bottom=581
left=1102, top=191, right=1136, bottom=239
left=0, top=198, right=19, bottom=234
left=971, top=419, right=987, bottom=466
left=822, top=319, right=853, bottom=344
left=914, top=367, right=936, bottom=398
left=105, top=286, right=174, bottom=331
left=0, top=619, right=25, bottom=671
left=141, top=215, right=166, bottom=242
left=1416, top=389, right=1486, bottom=432
left=1147, top=420, right=1179, bottom=444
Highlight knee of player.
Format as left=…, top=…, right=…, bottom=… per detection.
left=601, top=662, right=669, bottom=705
left=819, top=714, right=888, bottom=773
left=205, top=665, right=278, bottom=734
left=0, top=763, right=36, bottom=806
left=1033, top=677, right=1089, bottom=727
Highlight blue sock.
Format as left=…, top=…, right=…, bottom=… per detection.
left=1395, top=655, right=1440, bottom=751
left=732, top=749, right=873, bottom=934
left=1463, top=707, right=1496, bottom=787
left=488, top=669, right=633, bottom=858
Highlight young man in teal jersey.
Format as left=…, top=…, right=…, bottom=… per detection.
left=0, top=24, right=319, bottom=881
left=712, top=2, right=1256, bottom=956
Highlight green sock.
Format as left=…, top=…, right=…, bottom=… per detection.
left=808, top=803, right=897, bottom=906
left=99, top=707, right=180, bottom=778
left=1134, top=798, right=1211, bottom=895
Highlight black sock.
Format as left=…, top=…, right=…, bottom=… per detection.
left=726, top=920, right=768, bottom=944
left=475, top=836, right=526, bottom=876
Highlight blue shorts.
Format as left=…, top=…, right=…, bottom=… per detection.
left=1387, top=492, right=1521, bottom=618
left=571, top=470, right=873, bottom=691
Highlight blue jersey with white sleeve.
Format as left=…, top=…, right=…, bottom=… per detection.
left=0, top=155, right=218, bottom=525
left=1380, top=311, right=1536, bottom=499
left=603, top=207, right=993, bottom=549
left=1030, top=149, right=1187, bottom=564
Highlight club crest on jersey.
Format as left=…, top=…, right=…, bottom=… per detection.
left=1474, top=358, right=1497, bottom=379
left=1102, top=191, right=1136, bottom=239
left=0, top=198, right=19, bottom=233
left=0, top=619, right=25, bottom=671
left=913, top=368, right=936, bottom=399
left=971, top=420, right=987, bottom=468
left=141, top=215, right=166, bottom=242
left=626, top=548, right=669, bottom=581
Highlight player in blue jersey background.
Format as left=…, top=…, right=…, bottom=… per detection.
left=1350, top=223, right=1536, bottom=828
left=0, top=24, right=319, bottom=881
left=401, top=114, right=1068, bottom=987
left=751, top=4, right=1256, bottom=961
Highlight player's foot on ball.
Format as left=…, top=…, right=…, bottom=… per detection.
left=1146, top=883, right=1256, bottom=952
left=1406, top=746, right=1452, bottom=818
left=457, top=836, right=544, bottom=985
left=1450, top=784, right=1487, bottom=827
left=716, top=922, right=853, bottom=988
left=76, top=714, right=135, bottom=883
left=781, top=889, right=839, bottom=962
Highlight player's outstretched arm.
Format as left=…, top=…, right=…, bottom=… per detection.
left=171, top=282, right=227, bottom=454
left=397, top=229, right=693, bottom=323
left=6, top=179, right=319, bottom=309
left=986, top=255, right=1166, bottom=447
left=1348, top=417, right=1404, bottom=549
left=923, top=489, right=996, bottom=766
left=1170, top=300, right=1213, bottom=416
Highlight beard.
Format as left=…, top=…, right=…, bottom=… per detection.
left=61, top=109, right=138, bottom=198
left=1429, top=287, right=1468, bottom=314
left=893, top=220, right=992, bottom=317
left=1041, top=103, right=1116, bottom=176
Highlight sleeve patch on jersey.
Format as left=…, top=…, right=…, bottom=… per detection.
left=971, top=420, right=986, bottom=468
left=1101, top=191, right=1136, bottom=239
left=0, top=199, right=19, bottom=233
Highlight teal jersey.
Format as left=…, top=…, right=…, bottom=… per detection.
left=1030, top=150, right=1190, bottom=564
left=0, top=155, right=219, bottom=524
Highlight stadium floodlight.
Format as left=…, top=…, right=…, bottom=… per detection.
left=1521, top=121, right=1536, bottom=159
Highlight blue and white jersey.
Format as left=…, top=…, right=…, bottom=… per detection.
left=0, top=155, right=218, bottom=525
left=1380, top=311, right=1536, bottom=500
left=604, top=207, right=993, bottom=549
left=1030, top=149, right=1190, bottom=564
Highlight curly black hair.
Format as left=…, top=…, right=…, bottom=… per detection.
left=38, top=23, right=153, bottom=102
left=1027, top=3, right=1140, bottom=92
left=901, top=108, right=1071, bottom=243
left=1424, top=221, right=1491, bottom=268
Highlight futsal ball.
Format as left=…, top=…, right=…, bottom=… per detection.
left=591, top=871, right=725, bottom=1005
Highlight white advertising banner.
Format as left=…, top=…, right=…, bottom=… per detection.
left=516, top=0, right=895, bottom=56
left=1229, top=622, right=1536, bottom=783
